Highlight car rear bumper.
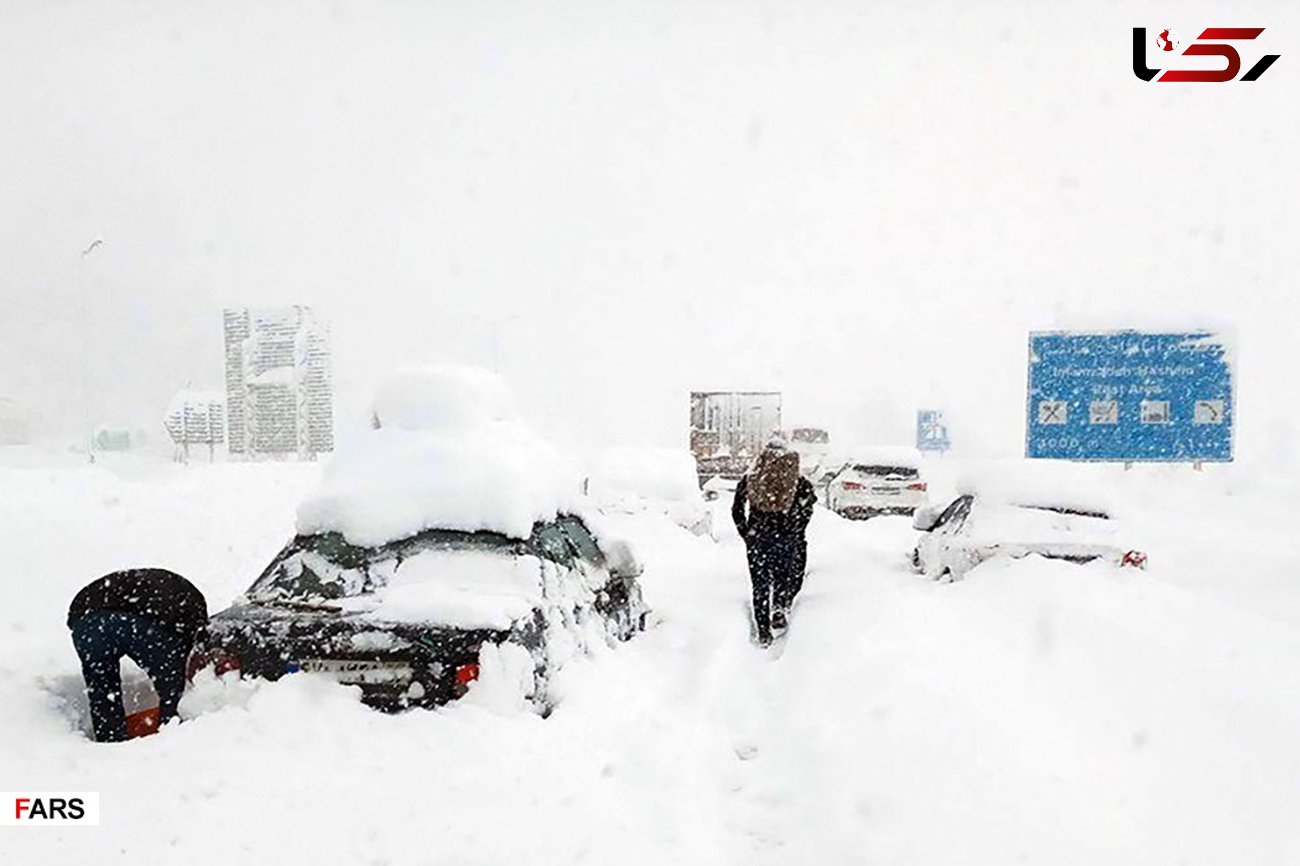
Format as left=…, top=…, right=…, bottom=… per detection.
left=830, top=487, right=926, bottom=518
left=834, top=500, right=923, bottom=519
left=837, top=505, right=918, bottom=519
left=200, top=604, right=525, bottom=711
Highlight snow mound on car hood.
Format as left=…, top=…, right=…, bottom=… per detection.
left=297, top=366, right=581, bottom=545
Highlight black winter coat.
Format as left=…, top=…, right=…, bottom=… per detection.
left=67, top=568, right=208, bottom=642
left=732, top=475, right=816, bottom=541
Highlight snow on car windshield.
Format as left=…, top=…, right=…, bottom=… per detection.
left=246, top=530, right=520, bottom=604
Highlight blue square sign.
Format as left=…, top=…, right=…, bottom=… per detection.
left=916, top=409, right=950, bottom=453
left=1026, top=331, right=1233, bottom=462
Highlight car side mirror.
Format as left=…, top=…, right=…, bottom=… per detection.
left=602, top=539, right=644, bottom=579
left=912, top=505, right=942, bottom=532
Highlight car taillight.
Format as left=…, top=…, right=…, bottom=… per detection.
left=126, top=706, right=161, bottom=740
left=840, top=481, right=863, bottom=491
left=906, top=482, right=927, bottom=491
left=452, top=662, right=480, bottom=697
left=186, top=647, right=242, bottom=681
left=1122, top=550, right=1148, bottom=569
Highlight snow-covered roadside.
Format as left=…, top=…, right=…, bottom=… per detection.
left=0, top=455, right=321, bottom=668
left=571, top=471, right=1300, bottom=865
left=0, top=456, right=720, bottom=864
left=3, top=455, right=1300, bottom=864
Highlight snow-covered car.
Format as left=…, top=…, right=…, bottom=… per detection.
left=198, top=514, right=647, bottom=712
left=826, top=450, right=927, bottom=519
left=586, top=447, right=712, bottom=536
left=193, top=365, right=650, bottom=713
left=789, top=427, right=831, bottom=479
left=701, top=475, right=738, bottom=503
left=909, top=494, right=1148, bottom=581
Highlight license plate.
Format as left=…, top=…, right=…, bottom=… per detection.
left=298, top=659, right=414, bottom=685
left=871, top=487, right=901, bottom=495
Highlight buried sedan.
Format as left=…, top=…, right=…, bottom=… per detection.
left=910, top=494, right=1148, bottom=581
left=192, top=515, right=648, bottom=712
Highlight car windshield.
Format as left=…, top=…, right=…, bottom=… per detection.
left=852, top=464, right=919, bottom=479
left=1016, top=504, right=1111, bottom=520
left=792, top=428, right=829, bottom=444
left=246, top=529, right=522, bottom=604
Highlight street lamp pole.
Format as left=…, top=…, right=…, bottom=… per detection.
left=79, top=238, right=103, bottom=464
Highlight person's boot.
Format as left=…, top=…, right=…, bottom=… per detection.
left=771, top=609, right=788, bottom=632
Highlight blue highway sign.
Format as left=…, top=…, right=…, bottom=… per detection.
left=1026, top=331, right=1233, bottom=462
left=916, top=409, right=951, bottom=453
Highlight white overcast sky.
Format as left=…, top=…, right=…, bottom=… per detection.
left=1, top=1, right=1297, bottom=464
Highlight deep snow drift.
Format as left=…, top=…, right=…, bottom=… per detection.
left=2, top=449, right=1300, bottom=864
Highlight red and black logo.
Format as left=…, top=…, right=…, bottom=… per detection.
left=1133, top=27, right=1280, bottom=82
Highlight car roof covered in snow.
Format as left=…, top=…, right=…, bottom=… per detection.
left=960, top=499, right=1121, bottom=549
left=296, top=365, right=582, bottom=547
left=830, top=445, right=923, bottom=471
left=953, top=459, right=1123, bottom=522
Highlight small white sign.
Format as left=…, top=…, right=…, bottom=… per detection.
left=1140, top=400, right=1171, bottom=425
left=1194, top=400, right=1225, bottom=425
left=1089, top=400, right=1119, bottom=425
left=0, top=792, right=100, bottom=826
left=1038, top=401, right=1068, bottom=425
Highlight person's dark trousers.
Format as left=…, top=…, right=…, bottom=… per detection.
left=69, top=611, right=189, bottom=743
left=747, top=531, right=801, bottom=638
left=745, top=536, right=780, bottom=640
left=772, top=536, right=802, bottom=616
left=788, top=536, right=808, bottom=601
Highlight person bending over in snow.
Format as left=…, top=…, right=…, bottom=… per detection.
left=67, top=569, right=207, bottom=742
left=732, top=437, right=816, bottom=645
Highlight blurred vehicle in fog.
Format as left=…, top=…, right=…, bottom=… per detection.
left=789, top=427, right=831, bottom=478
left=689, top=391, right=782, bottom=485
left=587, top=447, right=712, bottom=536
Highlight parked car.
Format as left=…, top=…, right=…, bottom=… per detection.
left=586, top=447, right=712, bottom=536
left=827, top=451, right=927, bottom=519
left=789, top=427, right=831, bottom=479
left=194, top=514, right=648, bottom=713
left=701, top=475, right=739, bottom=503
left=909, top=494, right=1148, bottom=581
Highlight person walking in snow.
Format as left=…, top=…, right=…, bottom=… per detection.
left=67, top=569, right=208, bottom=742
left=732, top=437, right=816, bottom=645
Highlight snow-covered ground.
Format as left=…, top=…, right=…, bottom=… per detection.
left=3, top=449, right=1300, bottom=864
